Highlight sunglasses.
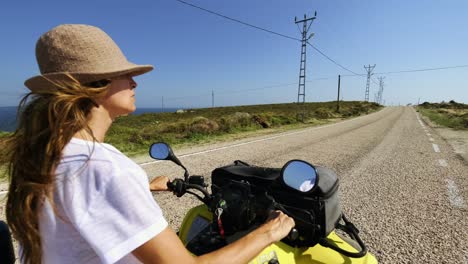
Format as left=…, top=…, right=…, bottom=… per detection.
left=85, top=79, right=111, bottom=88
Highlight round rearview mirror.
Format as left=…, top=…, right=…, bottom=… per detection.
left=282, top=160, right=317, bottom=192
left=149, top=143, right=170, bottom=160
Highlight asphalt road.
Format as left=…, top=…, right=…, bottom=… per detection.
left=143, top=106, right=468, bottom=263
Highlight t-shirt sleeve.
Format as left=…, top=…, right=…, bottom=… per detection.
left=66, top=160, right=168, bottom=264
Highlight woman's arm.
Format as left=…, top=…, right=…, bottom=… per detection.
left=132, top=211, right=294, bottom=264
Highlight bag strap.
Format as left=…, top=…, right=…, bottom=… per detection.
left=233, top=160, right=251, bottom=166
left=318, top=214, right=368, bottom=258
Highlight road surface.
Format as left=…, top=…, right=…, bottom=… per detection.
left=143, top=106, right=467, bottom=263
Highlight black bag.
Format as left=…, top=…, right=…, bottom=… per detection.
left=211, top=160, right=281, bottom=234
left=211, top=160, right=341, bottom=247
left=212, top=160, right=281, bottom=187
left=211, top=160, right=368, bottom=257
left=270, top=166, right=342, bottom=247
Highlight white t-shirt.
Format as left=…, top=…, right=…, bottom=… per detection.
left=38, top=138, right=168, bottom=264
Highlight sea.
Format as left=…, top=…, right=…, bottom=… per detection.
left=0, top=106, right=182, bottom=132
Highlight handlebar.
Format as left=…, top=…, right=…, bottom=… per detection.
left=167, top=178, right=211, bottom=203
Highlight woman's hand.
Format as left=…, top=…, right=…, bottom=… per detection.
left=261, top=211, right=295, bottom=243
left=149, top=176, right=170, bottom=192
left=133, top=211, right=295, bottom=264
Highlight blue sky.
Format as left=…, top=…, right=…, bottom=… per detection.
left=1, top=0, right=467, bottom=108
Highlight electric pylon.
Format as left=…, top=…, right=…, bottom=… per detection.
left=295, top=12, right=317, bottom=121
left=377, top=77, right=385, bottom=105
left=364, top=64, right=376, bottom=102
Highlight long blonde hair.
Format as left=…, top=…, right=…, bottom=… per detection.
left=2, top=75, right=109, bottom=264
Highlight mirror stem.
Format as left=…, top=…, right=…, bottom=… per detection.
left=183, top=168, right=190, bottom=181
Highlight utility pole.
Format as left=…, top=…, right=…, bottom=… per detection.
left=336, top=75, right=341, bottom=112
left=212, top=90, right=214, bottom=108
left=377, top=77, right=385, bottom=105
left=364, top=64, right=376, bottom=102
left=295, top=11, right=317, bottom=121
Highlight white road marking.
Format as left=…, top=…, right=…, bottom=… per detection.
left=419, top=104, right=467, bottom=210
left=438, top=159, right=448, bottom=167
left=415, top=112, right=427, bottom=129
left=426, top=133, right=431, bottom=136
left=429, top=138, right=434, bottom=142
left=446, top=179, right=466, bottom=209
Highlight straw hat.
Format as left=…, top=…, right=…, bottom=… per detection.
left=24, top=24, right=153, bottom=91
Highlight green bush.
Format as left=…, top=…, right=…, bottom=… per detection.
left=270, top=115, right=294, bottom=126
left=252, top=114, right=271, bottom=128
left=462, top=113, right=468, bottom=128
left=0, top=131, right=11, bottom=138
left=314, top=108, right=333, bottom=119
left=189, top=116, right=220, bottom=134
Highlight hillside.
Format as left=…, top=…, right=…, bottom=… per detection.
left=416, top=100, right=468, bottom=130
left=107, top=101, right=380, bottom=156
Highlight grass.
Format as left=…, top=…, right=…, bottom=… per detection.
left=416, top=100, right=468, bottom=130
left=0, top=101, right=382, bottom=157
left=106, top=101, right=381, bottom=156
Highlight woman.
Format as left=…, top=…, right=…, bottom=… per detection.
left=4, top=24, right=294, bottom=264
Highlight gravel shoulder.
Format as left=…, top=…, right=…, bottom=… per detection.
left=419, top=113, right=468, bottom=163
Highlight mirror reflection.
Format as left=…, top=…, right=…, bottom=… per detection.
left=150, top=143, right=170, bottom=160
left=282, top=160, right=317, bottom=192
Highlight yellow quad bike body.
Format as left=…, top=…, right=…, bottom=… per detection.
left=179, top=205, right=378, bottom=264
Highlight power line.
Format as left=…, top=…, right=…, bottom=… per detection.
left=164, top=3, right=468, bottom=107
left=175, top=1, right=468, bottom=77
left=174, top=0, right=360, bottom=76
left=175, top=0, right=300, bottom=41
left=161, top=77, right=335, bottom=101
left=374, top=64, right=468, bottom=75
left=176, top=0, right=468, bottom=79
left=306, top=42, right=361, bottom=76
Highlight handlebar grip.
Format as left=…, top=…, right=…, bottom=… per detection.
left=167, top=179, right=185, bottom=197
left=167, top=181, right=176, bottom=191
left=288, top=228, right=299, bottom=241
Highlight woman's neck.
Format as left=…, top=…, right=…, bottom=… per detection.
left=73, top=106, right=114, bottom=142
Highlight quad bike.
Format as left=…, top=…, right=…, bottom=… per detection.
left=150, top=142, right=378, bottom=264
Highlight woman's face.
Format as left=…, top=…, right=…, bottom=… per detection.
left=99, top=75, right=138, bottom=119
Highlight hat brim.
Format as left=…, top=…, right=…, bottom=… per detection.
left=24, top=63, right=154, bottom=92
